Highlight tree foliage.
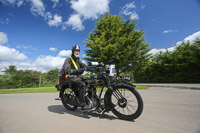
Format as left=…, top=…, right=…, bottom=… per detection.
left=84, top=12, right=150, bottom=74
left=3, top=65, right=17, bottom=74
left=0, top=67, right=60, bottom=89
left=134, top=38, right=200, bottom=83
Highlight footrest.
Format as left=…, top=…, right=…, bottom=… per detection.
left=54, top=98, right=61, bottom=100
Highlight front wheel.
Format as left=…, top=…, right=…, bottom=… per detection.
left=111, top=85, right=143, bottom=121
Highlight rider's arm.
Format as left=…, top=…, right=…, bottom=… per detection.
left=64, top=58, right=77, bottom=75
left=78, top=60, right=88, bottom=70
left=78, top=60, right=99, bottom=72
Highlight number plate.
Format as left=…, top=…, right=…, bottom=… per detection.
left=116, top=76, right=131, bottom=81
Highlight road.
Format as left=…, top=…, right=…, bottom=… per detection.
left=0, top=87, right=200, bottom=133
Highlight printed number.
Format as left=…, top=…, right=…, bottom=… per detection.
left=116, top=76, right=131, bottom=81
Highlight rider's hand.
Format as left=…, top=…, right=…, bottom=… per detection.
left=76, top=68, right=85, bottom=74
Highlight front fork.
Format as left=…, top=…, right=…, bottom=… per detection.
left=103, top=85, right=127, bottom=113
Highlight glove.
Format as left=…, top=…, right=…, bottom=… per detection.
left=76, top=68, right=85, bottom=74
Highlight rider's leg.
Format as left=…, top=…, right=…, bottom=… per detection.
left=71, top=80, right=91, bottom=110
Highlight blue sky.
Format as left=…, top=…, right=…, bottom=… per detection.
left=0, top=0, right=200, bottom=73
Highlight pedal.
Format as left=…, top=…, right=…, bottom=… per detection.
left=97, top=107, right=102, bottom=113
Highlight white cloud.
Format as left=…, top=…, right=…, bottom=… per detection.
left=149, top=31, right=200, bottom=55
left=44, top=12, right=63, bottom=28
left=48, top=14, right=62, bottom=27
left=63, top=0, right=109, bottom=31
left=33, top=55, right=65, bottom=72
left=0, top=0, right=16, bottom=5
left=121, top=2, right=139, bottom=20
left=162, top=30, right=173, bottom=34
left=0, top=47, right=85, bottom=73
left=51, top=0, right=59, bottom=8
left=0, top=32, right=8, bottom=44
left=141, top=4, right=146, bottom=9
left=70, top=0, right=109, bottom=19
left=1, top=0, right=110, bottom=31
left=0, top=45, right=28, bottom=62
left=162, top=29, right=178, bottom=34
left=57, top=50, right=71, bottom=57
left=0, top=0, right=24, bottom=7
left=17, top=0, right=23, bottom=7
left=176, top=31, right=200, bottom=45
left=129, top=12, right=139, bottom=20
left=0, top=55, right=65, bottom=73
left=49, top=47, right=57, bottom=51
left=0, top=18, right=10, bottom=25
left=16, top=45, right=38, bottom=50
left=29, top=0, right=45, bottom=16
left=148, top=47, right=175, bottom=55
left=44, top=12, right=52, bottom=20
left=63, top=14, right=84, bottom=31
left=0, top=0, right=45, bottom=16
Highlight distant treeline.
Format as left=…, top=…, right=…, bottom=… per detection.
left=133, top=39, right=200, bottom=83
left=0, top=68, right=59, bottom=89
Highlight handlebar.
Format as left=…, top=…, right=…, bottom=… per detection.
left=87, top=62, right=116, bottom=76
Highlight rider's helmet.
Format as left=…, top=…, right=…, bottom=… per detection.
left=72, top=45, right=80, bottom=58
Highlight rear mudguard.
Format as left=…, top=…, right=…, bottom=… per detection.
left=104, top=82, right=136, bottom=111
left=55, top=84, right=69, bottom=98
left=58, top=86, right=80, bottom=107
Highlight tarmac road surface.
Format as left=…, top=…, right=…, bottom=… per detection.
left=0, top=87, right=200, bottom=133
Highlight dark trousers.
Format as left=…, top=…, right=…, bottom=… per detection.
left=71, top=80, right=86, bottom=105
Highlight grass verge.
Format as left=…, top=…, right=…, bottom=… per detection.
left=0, top=87, right=57, bottom=94
left=0, top=85, right=148, bottom=94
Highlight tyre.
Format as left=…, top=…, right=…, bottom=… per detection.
left=60, top=88, right=78, bottom=111
left=111, top=85, right=143, bottom=121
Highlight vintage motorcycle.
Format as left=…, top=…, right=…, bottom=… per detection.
left=55, top=63, right=143, bottom=121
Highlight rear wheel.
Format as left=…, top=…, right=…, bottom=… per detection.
left=111, top=86, right=143, bottom=120
left=60, top=88, right=78, bottom=111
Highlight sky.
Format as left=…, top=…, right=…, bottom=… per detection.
left=0, top=0, right=200, bottom=73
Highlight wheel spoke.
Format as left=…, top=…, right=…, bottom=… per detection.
left=122, top=108, right=125, bottom=114
left=128, top=104, right=137, bottom=112
left=127, top=100, right=137, bottom=104
left=124, top=92, right=131, bottom=99
left=126, top=105, right=133, bottom=115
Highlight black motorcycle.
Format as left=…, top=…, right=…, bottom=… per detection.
left=55, top=63, right=143, bottom=121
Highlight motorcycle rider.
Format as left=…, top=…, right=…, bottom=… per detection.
left=63, top=45, right=92, bottom=110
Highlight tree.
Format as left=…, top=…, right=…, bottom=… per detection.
left=84, top=12, right=150, bottom=75
left=4, top=65, right=17, bottom=74
left=11, top=70, right=41, bottom=88
left=134, top=38, right=200, bottom=83
left=43, top=69, right=60, bottom=86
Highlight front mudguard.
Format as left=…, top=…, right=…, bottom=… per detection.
left=104, top=82, right=136, bottom=111
left=112, top=82, right=136, bottom=89
left=104, top=89, right=113, bottom=111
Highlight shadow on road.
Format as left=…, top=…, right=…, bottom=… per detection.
left=47, top=105, right=119, bottom=121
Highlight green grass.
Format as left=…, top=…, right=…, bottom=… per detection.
left=136, top=85, right=148, bottom=90
left=0, top=87, right=57, bottom=94
left=0, top=85, right=148, bottom=94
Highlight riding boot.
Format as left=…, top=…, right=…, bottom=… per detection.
left=78, top=88, right=91, bottom=110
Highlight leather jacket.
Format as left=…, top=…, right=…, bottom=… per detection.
left=63, top=55, right=87, bottom=84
